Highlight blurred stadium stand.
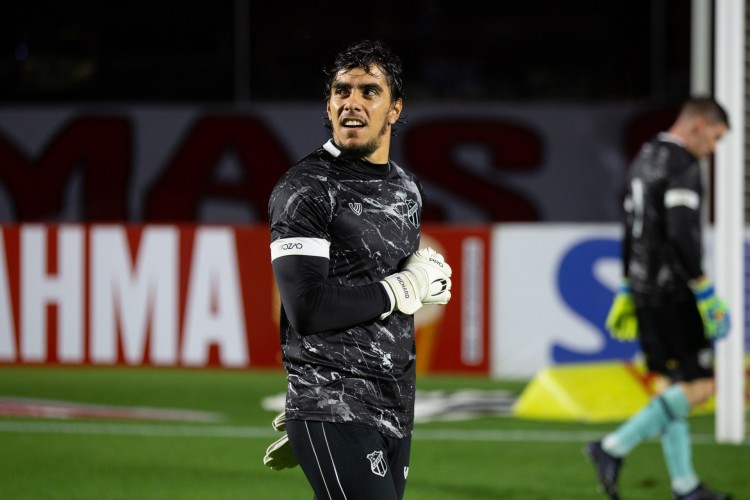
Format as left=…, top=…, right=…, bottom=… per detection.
left=1, top=0, right=691, bottom=104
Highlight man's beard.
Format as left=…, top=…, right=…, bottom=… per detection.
left=337, top=119, right=389, bottom=160
left=338, top=139, right=378, bottom=159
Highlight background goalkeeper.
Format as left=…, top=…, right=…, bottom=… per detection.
left=587, top=97, right=732, bottom=500
left=265, top=40, right=452, bottom=500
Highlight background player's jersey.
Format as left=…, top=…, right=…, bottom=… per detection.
left=623, top=133, right=704, bottom=306
left=268, top=140, right=423, bottom=438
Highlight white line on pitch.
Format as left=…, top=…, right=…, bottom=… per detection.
left=0, top=420, right=743, bottom=444
left=0, top=420, right=277, bottom=438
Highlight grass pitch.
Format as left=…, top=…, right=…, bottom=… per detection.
left=0, top=366, right=747, bottom=499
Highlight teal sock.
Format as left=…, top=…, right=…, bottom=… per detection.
left=602, top=385, right=690, bottom=457
left=661, top=418, right=699, bottom=494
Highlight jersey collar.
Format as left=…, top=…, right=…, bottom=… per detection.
left=323, top=139, right=341, bottom=157
left=323, top=139, right=390, bottom=177
left=658, top=132, right=685, bottom=148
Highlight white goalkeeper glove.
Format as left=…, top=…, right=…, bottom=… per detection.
left=263, top=411, right=298, bottom=470
left=381, top=247, right=452, bottom=317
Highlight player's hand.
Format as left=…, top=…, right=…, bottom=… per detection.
left=605, top=282, right=638, bottom=342
left=271, top=410, right=286, bottom=432
left=690, top=278, right=731, bottom=340
left=403, top=248, right=452, bottom=305
left=264, top=434, right=297, bottom=470
left=263, top=411, right=298, bottom=470
left=382, top=247, right=452, bottom=316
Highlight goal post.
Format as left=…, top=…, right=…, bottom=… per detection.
left=713, top=0, right=746, bottom=444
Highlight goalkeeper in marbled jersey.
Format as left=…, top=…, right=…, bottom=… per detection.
left=586, top=98, right=732, bottom=500
left=264, top=40, right=452, bottom=500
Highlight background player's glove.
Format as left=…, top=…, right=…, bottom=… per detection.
left=605, top=281, right=638, bottom=342
left=381, top=247, right=452, bottom=316
left=690, top=278, right=731, bottom=340
left=263, top=411, right=298, bottom=470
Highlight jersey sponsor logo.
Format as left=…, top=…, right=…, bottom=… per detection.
left=405, top=199, right=420, bottom=228
left=280, top=242, right=303, bottom=251
left=270, top=237, right=330, bottom=261
left=366, top=450, right=387, bottom=477
left=348, top=202, right=363, bottom=216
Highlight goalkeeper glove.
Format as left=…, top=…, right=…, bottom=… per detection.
left=263, top=411, right=298, bottom=470
left=690, top=277, right=731, bottom=341
left=605, top=282, right=638, bottom=342
left=381, top=247, right=452, bottom=316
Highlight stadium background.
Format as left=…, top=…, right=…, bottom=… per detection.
left=0, top=2, right=748, bottom=499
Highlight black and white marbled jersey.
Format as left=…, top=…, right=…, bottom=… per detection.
left=623, top=133, right=704, bottom=306
left=268, top=140, right=423, bottom=438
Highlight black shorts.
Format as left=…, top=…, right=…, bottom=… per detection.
left=636, top=296, right=713, bottom=381
left=286, top=419, right=412, bottom=500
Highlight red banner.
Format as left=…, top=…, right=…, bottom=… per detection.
left=0, top=224, right=490, bottom=374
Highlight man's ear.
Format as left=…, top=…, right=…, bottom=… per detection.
left=692, top=115, right=708, bottom=133
left=389, top=99, right=403, bottom=125
left=326, top=101, right=332, bottom=121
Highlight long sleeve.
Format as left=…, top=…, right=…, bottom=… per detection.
left=273, top=254, right=390, bottom=335
left=666, top=205, right=703, bottom=280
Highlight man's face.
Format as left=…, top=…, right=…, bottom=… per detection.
left=326, top=65, right=402, bottom=162
left=692, top=119, right=728, bottom=160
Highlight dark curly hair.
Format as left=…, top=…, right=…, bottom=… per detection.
left=324, top=40, right=404, bottom=103
left=322, top=40, right=406, bottom=135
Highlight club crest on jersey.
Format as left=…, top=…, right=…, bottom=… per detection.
left=404, top=199, right=420, bottom=228
left=348, top=202, right=363, bottom=216
left=366, top=450, right=387, bottom=477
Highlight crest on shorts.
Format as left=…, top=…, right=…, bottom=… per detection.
left=366, top=450, right=387, bottom=477
left=349, top=202, right=363, bottom=216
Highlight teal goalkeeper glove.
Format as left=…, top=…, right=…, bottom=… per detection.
left=605, top=282, right=638, bottom=342
left=690, top=278, right=731, bottom=340
left=263, top=411, right=298, bottom=470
